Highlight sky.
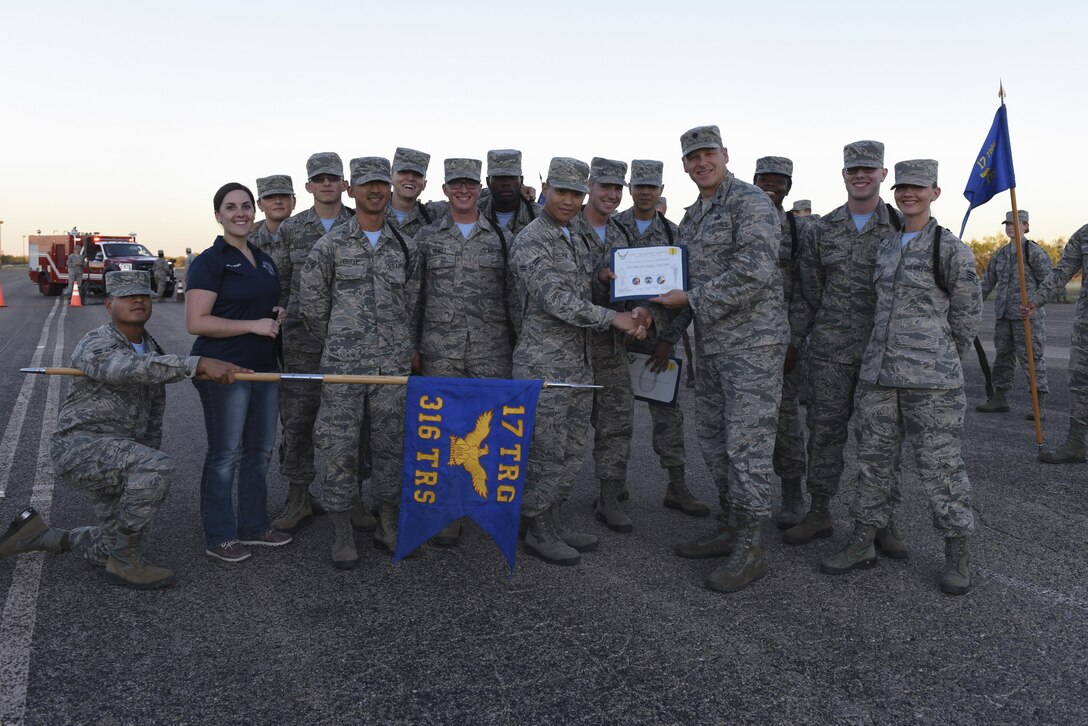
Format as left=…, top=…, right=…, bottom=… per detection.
left=2, top=0, right=1085, bottom=258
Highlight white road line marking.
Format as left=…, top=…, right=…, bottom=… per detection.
left=0, top=299, right=66, bottom=725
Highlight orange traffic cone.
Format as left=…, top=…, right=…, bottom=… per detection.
left=70, top=280, right=82, bottom=307
left=0, top=285, right=6, bottom=307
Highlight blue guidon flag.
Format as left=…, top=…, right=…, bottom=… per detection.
left=395, top=376, right=544, bottom=569
left=959, top=102, right=1016, bottom=237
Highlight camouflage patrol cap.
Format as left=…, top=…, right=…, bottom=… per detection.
left=486, top=149, right=523, bottom=177
left=546, top=157, right=590, bottom=194
left=444, top=158, right=482, bottom=183
left=891, top=159, right=939, bottom=189
left=792, top=199, right=812, bottom=212
left=754, top=156, right=794, bottom=177
left=680, top=125, right=723, bottom=156
left=106, top=270, right=153, bottom=297
left=590, top=157, right=628, bottom=186
left=629, top=159, right=664, bottom=187
left=306, top=152, right=344, bottom=180
left=256, top=175, right=294, bottom=198
left=657, top=197, right=667, bottom=207
left=349, top=157, right=392, bottom=186
left=843, top=140, right=884, bottom=169
left=1004, top=209, right=1029, bottom=224
left=393, top=147, right=430, bottom=176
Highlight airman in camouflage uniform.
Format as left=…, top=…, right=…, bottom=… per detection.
left=613, top=159, right=708, bottom=517
left=976, top=209, right=1052, bottom=418
left=66, top=247, right=84, bottom=301
left=511, top=156, right=648, bottom=566
left=249, top=174, right=296, bottom=252
left=0, top=271, right=243, bottom=589
left=411, top=157, right=515, bottom=547
left=785, top=140, right=908, bottom=557
left=1024, top=223, right=1088, bottom=463
left=385, top=147, right=447, bottom=237
left=265, top=153, right=358, bottom=533
left=152, top=251, right=171, bottom=298
left=792, top=199, right=813, bottom=216
left=479, top=149, right=542, bottom=237
left=575, top=157, right=641, bottom=532
left=299, top=156, right=416, bottom=569
left=753, top=155, right=810, bottom=529
left=821, top=159, right=982, bottom=595
left=653, top=125, right=787, bottom=593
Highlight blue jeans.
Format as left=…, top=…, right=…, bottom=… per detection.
left=194, top=379, right=278, bottom=548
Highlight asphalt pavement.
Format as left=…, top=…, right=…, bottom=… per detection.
left=0, top=268, right=1084, bottom=725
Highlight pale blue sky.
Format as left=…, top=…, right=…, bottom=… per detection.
left=2, top=0, right=1084, bottom=256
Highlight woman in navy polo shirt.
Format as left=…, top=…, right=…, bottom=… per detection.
left=185, top=182, right=293, bottom=563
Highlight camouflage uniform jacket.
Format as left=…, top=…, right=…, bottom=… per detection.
left=411, top=213, right=514, bottom=360
left=152, top=257, right=170, bottom=277
left=679, top=172, right=787, bottom=354
left=51, top=323, right=198, bottom=468
left=981, top=238, right=1052, bottom=319
left=299, top=217, right=416, bottom=374
left=511, top=210, right=616, bottom=380
left=790, top=199, right=901, bottom=362
left=1033, top=224, right=1088, bottom=319
left=613, top=208, right=692, bottom=344
left=384, top=200, right=447, bottom=238
left=267, top=205, right=355, bottom=313
left=247, top=220, right=276, bottom=254
left=479, top=196, right=542, bottom=237
left=861, top=219, right=982, bottom=389
left=776, top=208, right=812, bottom=306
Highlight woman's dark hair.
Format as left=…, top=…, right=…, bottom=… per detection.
left=213, top=182, right=255, bottom=212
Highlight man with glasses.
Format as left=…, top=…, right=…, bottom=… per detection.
left=410, top=158, right=516, bottom=547
left=784, top=141, right=908, bottom=559
left=267, top=152, right=369, bottom=534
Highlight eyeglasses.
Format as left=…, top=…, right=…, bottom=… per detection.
left=446, top=180, right=481, bottom=190
left=844, top=167, right=879, bottom=176
left=309, top=174, right=342, bottom=184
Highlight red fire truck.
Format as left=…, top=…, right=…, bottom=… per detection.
left=28, top=230, right=175, bottom=297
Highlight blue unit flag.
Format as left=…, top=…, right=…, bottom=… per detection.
left=395, top=376, right=544, bottom=569
left=959, top=104, right=1016, bottom=237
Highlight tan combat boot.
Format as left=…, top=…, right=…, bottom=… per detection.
left=819, top=522, right=878, bottom=575
left=663, top=466, right=710, bottom=517
left=0, top=508, right=68, bottom=558
left=939, top=536, right=971, bottom=595
left=874, top=514, right=910, bottom=559
left=975, top=388, right=1010, bottom=413
left=271, top=484, right=314, bottom=533
left=705, top=515, right=767, bottom=593
left=329, top=510, right=360, bottom=569
left=104, top=528, right=175, bottom=590
left=349, top=500, right=377, bottom=532
left=674, top=505, right=738, bottom=559
left=551, top=505, right=599, bottom=552
left=775, top=477, right=806, bottom=530
left=783, top=493, right=834, bottom=545
left=372, top=502, right=398, bottom=554
left=524, top=508, right=581, bottom=566
left=594, top=478, right=633, bottom=532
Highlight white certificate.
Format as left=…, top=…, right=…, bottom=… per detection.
left=610, top=245, right=688, bottom=301
left=625, top=352, right=683, bottom=406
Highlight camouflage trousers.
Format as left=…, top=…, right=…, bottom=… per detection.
left=590, top=337, right=634, bottom=481
left=421, top=354, right=512, bottom=379
left=804, top=356, right=880, bottom=498
left=277, top=341, right=323, bottom=488
left=773, top=366, right=806, bottom=479
left=852, top=383, right=973, bottom=536
left=1065, top=321, right=1088, bottom=443
left=54, top=439, right=173, bottom=565
left=694, top=345, right=784, bottom=517
left=992, top=316, right=1048, bottom=394
left=314, top=380, right=406, bottom=511
left=67, top=268, right=82, bottom=300
left=625, top=340, right=685, bottom=468
left=515, top=364, right=593, bottom=518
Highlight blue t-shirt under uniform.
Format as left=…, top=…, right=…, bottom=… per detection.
left=187, top=236, right=281, bottom=371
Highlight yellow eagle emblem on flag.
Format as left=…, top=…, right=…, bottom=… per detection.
left=448, top=410, right=492, bottom=499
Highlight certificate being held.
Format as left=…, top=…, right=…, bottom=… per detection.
left=610, top=245, right=688, bottom=302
